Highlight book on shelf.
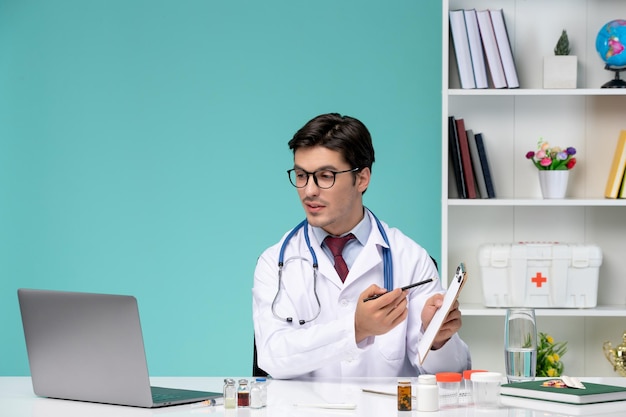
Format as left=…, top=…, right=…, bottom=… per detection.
left=448, top=116, right=467, bottom=198
left=466, top=129, right=488, bottom=199
left=455, top=118, right=477, bottom=199
left=619, top=169, right=626, bottom=198
left=449, top=9, right=476, bottom=89
left=463, top=9, right=488, bottom=89
left=474, top=133, right=496, bottom=198
left=604, top=130, right=626, bottom=198
left=475, top=9, right=507, bottom=88
left=489, top=8, right=519, bottom=88
left=501, top=379, right=626, bottom=405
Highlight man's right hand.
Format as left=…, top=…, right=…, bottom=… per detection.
left=354, top=284, right=409, bottom=343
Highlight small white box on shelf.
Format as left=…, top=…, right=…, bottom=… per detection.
left=478, top=243, right=602, bottom=308
left=543, top=56, right=578, bottom=89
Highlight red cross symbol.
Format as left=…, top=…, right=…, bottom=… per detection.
left=531, top=272, right=547, bottom=287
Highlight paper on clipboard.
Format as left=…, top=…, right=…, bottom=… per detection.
left=417, top=263, right=467, bottom=365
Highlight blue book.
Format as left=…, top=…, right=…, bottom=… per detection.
left=467, top=129, right=488, bottom=198
left=474, top=133, right=496, bottom=198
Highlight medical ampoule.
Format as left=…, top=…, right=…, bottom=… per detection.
left=255, top=377, right=268, bottom=407
left=237, top=379, right=250, bottom=407
left=249, top=381, right=263, bottom=409
left=223, top=378, right=236, bottom=409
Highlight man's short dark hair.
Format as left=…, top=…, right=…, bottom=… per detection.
left=288, top=113, right=375, bottom=172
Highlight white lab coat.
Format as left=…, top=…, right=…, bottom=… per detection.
left=252, top=211, right=471, bottom=379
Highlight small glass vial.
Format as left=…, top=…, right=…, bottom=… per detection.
left=255, top=377, right=268, bottom=407
left=417, top=374, right=439, bottom=412
left=397, top=379, right=412, bottom=411
left=237, top=378, right=250, bottom=407
left=223, top=378, right=236, bottom=409
left=435, top=372, right=461, bottom=408
left=249, top=381, right=263, bottom=409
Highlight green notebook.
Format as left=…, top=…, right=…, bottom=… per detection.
left=501, top=380, right=626, bottom=404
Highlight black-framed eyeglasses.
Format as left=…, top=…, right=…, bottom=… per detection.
left=287, top=167, right=360, bottom=189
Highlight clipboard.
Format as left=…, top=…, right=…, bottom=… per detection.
left=417, top=263, right=467, bottom=365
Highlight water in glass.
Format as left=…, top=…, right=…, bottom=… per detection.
left=505, top=347, right=537, bottom=382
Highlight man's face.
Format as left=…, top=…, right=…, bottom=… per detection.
left=293, top=146, right=370, bottom=236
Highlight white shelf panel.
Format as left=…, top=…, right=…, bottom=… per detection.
left=448, top=89, right=626, bottom=97
left=460, top=303, right=626, bottom=317
left=448, top=199, right=626, bottom=207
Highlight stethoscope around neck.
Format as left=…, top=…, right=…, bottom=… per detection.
left=271, top=208, right=393, bottom=325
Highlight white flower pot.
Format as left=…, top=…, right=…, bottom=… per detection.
left=543, top=56, right=578, bottom=89
left=538, top=170, right=569, bottom=199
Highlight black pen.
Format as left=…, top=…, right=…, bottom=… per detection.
left=362, top=278, right=435, bottom=302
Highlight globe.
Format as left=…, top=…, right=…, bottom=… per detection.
left=596, top=19, right=626, bottom=87
left=596, top=19, right=626, bottom=67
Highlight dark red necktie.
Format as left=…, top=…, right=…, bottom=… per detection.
left=324, top=234, right=355, bottom=282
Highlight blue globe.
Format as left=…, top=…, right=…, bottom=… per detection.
left=596, top=19, right=626, bottom=68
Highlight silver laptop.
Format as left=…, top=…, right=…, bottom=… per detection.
left=17, top=288, right=222, bottom=408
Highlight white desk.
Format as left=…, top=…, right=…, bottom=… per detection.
left=2, top=376, right=626, bottom=417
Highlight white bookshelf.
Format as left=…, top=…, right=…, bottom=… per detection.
left=443, top=0, right=626, bottom=377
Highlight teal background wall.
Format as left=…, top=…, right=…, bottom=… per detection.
left=0, top=0, right=442, bottom=376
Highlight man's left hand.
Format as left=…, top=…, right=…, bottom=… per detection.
left=421, top=293, right=462, bottom=350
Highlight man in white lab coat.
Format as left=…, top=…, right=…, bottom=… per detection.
left=253, top=113, right=471, bottom=379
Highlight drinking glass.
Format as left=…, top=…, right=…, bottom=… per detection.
left=504, top=308, right=537, bottom=383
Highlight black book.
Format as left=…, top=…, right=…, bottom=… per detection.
left=448, top=116, right=467, bottom=198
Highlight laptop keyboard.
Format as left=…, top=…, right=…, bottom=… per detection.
left=151, top=386, right=208, bottom=402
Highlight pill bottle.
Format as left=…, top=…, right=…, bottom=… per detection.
left=397, top=379, right=412, bottom=411
left=461, top=369, right=487, bottom=405
left=416, top=374, right=438, bottom=412
left=223, top=378, right=236, bottom=409
left=255, top=377, right=268, bottom=407
left=435, top=372, right=461, bottom=408
left=472, top=371, right=503, bottom=408
left=237, top=379, right=250, bottom=407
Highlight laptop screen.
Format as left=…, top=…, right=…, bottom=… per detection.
left=17, top=288, right=219, bottom=407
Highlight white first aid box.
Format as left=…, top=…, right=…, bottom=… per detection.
left=478, top=243, right=602, bottom=308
